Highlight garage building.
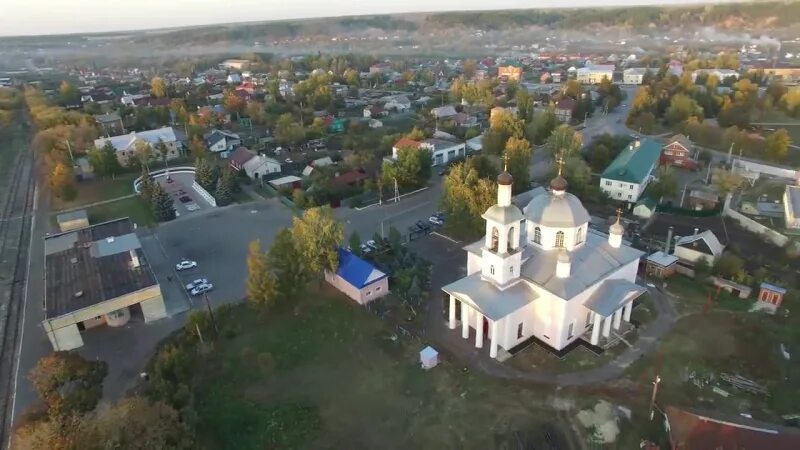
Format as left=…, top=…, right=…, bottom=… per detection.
left=42, top=218, right=167, bottom=351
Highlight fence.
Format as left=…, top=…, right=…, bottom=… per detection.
left=132, top=166, right=197, bottom=193
left=723, top=194, right=789, bottom=247
left=192, top=181, right=217, bottom=207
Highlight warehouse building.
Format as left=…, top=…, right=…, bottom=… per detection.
left=42, top=218, right=167, bottom=351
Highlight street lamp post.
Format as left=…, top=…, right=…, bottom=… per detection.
left=649, top=374, right=662, bottom=420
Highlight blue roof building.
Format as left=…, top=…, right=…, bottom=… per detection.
left=326, top=248, right=389, bottom=304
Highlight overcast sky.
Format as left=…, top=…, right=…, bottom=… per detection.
left=0, top=0, right=735, bottom=37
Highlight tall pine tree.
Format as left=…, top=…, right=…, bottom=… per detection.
left=150, top=182, right=176, bottom=222
left=214, top=168, right=234, bottom=206
left=139, top=165, right=155, bottom=203
left=194, top=157, right=217, bottom=193
left=246, top=240, right=275, bottom=308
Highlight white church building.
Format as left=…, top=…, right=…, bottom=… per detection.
left=442, top=169, right=645, bottom=358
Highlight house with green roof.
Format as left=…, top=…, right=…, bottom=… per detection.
left=600, top=138, right=662, bottom=203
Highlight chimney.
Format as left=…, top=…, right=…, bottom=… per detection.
left=129, top=249, right=140, bottom=268
left=665, top=226, right=674, bottom=253
left=693, top=228, right=699, bottom=235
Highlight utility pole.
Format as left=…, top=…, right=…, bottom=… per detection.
left=203, top=293, right=219, bottom=336
left=649, top=374, right=662, bottom=420
left=393, top=177, right=400, bottom=203
left=65, top=139, right=74, bottom=162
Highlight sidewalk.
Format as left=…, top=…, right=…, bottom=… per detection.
left=425, top=286, right=677, bottom=386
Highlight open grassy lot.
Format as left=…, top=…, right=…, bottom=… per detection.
left=663, top=275, right=756, bottom=316
left=759, top=109, right=800, bottom=145
left=149, top=287, right=581, bottom=450
left=85, top=195, right=154, bottom=227
left=52, top=174, right=137, bottom=211
left=0, top=119, right=28, bottom=200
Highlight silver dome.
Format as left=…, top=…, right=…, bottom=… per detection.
left=523, top=191, right=590, bottom=229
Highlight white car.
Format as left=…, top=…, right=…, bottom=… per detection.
left=429, top=216, right=444, bottom=226
left=360, top=244, right=372, bottom=254
left=175, top=260, right=197, bottom=271
left=285, top=158, right=293, bottom=163
left=190, top=283, right=214, bottom=296
left=185, top=278, right=209, bottom=291
left=366, top=240, right=378, bottom=250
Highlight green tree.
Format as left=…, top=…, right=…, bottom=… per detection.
left=462, top=59, right=477, bottom=79
left=489, top=110, right=524, bottom=139
left=545, top=124, right=582, bottom=157
left=291, top=207, right=344, bottom=279
left=664, top=94, right=703, bottom=126
left=526, top=108, right=558, bottom=145
left=28, top=352, right=108, bottom=421
left=188, top=136, right=207, bottom=160
left=388, top=226, right=402, bottom=252
left=712, top=168, right=745, bottom=195
left=349, top=230, right=362, bottom=255
left=780, top=88, right=800, bottom=117
left=765, top=129, right=790, bottom=162
left=150, top=182, right=176, bottom=222
left=440, top=162, right=497, bottom=237
left=88, top=141, right=121, bottom=178
left=464, top=154, right=498, bottom=179
left=713, top=252, right=744, bottom=279
left=275, top=113, right=305, bottom=145
left=504, top=136, right=533, bottom=194
left=50, top=162, right=76, bottom=200
left=381, top=146, right=432, bottom=189
left=138, top=165, right=154, bottom=203
left=194, top=157, right=216, bottom=193
left=647, top=166, right=679, bottom=201
left=154, top=138, right=170, bottom=170
left=481, top=128, right=507, bottom=156
left=406, top=126, right=426, bottom=141
left=58, top=81, right=79, bottom=105
left=150, top=77, right=168, bottom=98
left=267, top=228, right=308, bottom=303
left=246, top=240, right=276, bottom=308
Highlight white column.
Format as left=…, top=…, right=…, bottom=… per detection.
left=602, top=315, right=612, bottom=338
left=623, top=301, right=633, bottom=322
left=489, top=320, right=499, bottom=358
left=475, top=314, right=484, bottom=348
left=448, top=296, right=456, bottom=330
left=590, top=313, right=602, bottom=345
left=461, top=304, right=470, bottom=339
left=613, top=309, right=623, bottom=330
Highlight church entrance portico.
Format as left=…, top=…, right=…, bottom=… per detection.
left=447, top=295, right=502, bottom=359
left=589, top=300, right=634, bottom=346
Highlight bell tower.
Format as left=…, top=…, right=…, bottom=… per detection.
left=480, top=156, right=523, bottom=287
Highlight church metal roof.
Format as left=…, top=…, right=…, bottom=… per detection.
left=583, top=279, right=646, bottom=317
left=442, top=273, right=537, bottom=321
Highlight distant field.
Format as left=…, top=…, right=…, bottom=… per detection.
left=758, top=109, right=800, bottom=145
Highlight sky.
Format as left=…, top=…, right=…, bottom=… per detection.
left=0, top=0, right=738, bottom=37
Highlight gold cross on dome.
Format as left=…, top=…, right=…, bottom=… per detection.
left=615, top=207, right=623, bottom=223
left=502, top=152, right=509, bottom=171
left=555, top=152, right=566, bottom=176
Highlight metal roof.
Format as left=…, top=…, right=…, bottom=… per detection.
left=601, top=138, right=662, bottom=184
left=335, top=248, right=387, bottom=289
left=442, top=273, right=537, bottom=321
left=583, top=279, right=646, bottom=317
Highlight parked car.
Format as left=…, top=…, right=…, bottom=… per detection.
left=175, top=260, right=197, bottom=271
left=429, top=216, right=443, bottom=226
left=366, top=240, right=378, bottom=250
left=185, top=278, right=209, bottom=291
left=285, top=158, right=293, bottom=163
left=190, top=283, right=214, bottom=296
left=416, top=220, right=431, bottom=231
left=360, top=244, right=372, bottom=254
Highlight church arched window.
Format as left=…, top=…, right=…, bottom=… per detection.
left=491, top=227, right=499, bottom=252
left=533, top=226, right=541, bottom=244
left=575, top=227, right=583, bottom=245
left=507, top=226, right=515, bottom=252
left=555, top=231, right=565, bottom=248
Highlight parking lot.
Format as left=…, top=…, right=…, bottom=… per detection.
left=155, top=171, right=212, bottom=217
left=155, top=200, right=295, bottom=306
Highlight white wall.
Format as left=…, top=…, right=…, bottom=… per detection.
left=600, top=177, right=647, bottom=202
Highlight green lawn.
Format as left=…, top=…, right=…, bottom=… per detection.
left=85, top=195, right=154, bottom=227
left=53, top=174, right=138, bottom=211
left=757, top=109, right=800, bottom=146
left=0, top=119, right=28, bottom=199
left=663, top=275, right=756, bottom=316
left=149, top=287, right=580, bottom=449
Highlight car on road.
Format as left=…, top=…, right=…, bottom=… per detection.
left=366, top=240, right=378, bottom=250
left=416, top=220, right=431, bottom=232
left=185, top=278, right=209, bottom=291
left=175, top=260, right=197, bottom=271
left=429, top=216, right=443, bottom=226
left=190, top=283, right=214, bottom=296
left=179, top=196, right=192, bottom=203
left=360, top=244, right=372, bottom=254
left=285, top=158, right=293, bottom=163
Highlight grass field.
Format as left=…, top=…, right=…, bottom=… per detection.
left=663, top=275, right=756, bottom=316
left=152, top=287, right=583, bottom=450
left=759, top=109, right=800, bottom=145
left=85, top=195, right=153, bottom=227
left=0, top=119, right=28, bottom=200
left=52, top=174, right=138, bottom=211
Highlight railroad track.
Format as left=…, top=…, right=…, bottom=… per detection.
left=0, top=144, right=36, bottom=447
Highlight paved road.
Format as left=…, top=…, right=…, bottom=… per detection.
left=580, top=86, right=639, bottom=146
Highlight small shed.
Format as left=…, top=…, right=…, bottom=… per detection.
left=633, top=197, right=657, bottom=219
left=420, top=346, right=439, bottom=370
left=646, top=251, right=678, bottom=279
left=325, top=248, right=389, bottom=305
left=757, top=283, right=787, bottom=313
left=56, top=210, right=90, bottom=232
left=268, top=175, right=303, bottom=190
left=712, top=277, right=752, bottom=299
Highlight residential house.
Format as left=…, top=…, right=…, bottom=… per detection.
left=384, top=95, right=411, bottom=112
left=229, top=147, right=282, bottom=180
left=93, top=127, right=180, bottom=167
left=691, top=69, right=740, bottom=83
left=661, top=134, right=697, bottom=169
left=783, top=184, right=800, bottom=229
left=632, top=197, right=657, bottom=219
left=226, top=73, right=243, bottom=84
left=554, top=97, right=576, bottom=123
left=673, top=229, right=725, bottom=267
left=95, top=112, right=124, bottom=137
left=363, top=105, right=386, bottom=118
left=576, top=65, right=614, bottom=84
left=431, top=105, right=458, bottom=120
left=645, top=251, right=678, bottom=279
left=392, top=137, right=423, bottom=159
left=368, top=119, right=383, bottom=129
left=325, top=248, right=389, bottom=305
left=453, top=112, right=478, bottom=128
left=423, top=138, right=466, bottom=166
left=666, top=60, right=684, bottom=77
left=333, top=170, right=369, bottom=187
left=757, top=282, right=787, bottom=312
left=665, top=406, right=800, bottom=450
left=497, top=65, right=523, bottom=81
left=600, top=138, right=662, bottom=202
left=622, top=67, right=654, bottom=85
left=220, top=59, right=251, bottom=70
left=205, top=129, right=241, bottom=158
left=687, top=189, right=720, bottom=210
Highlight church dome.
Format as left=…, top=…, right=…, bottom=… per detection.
left=524, top=190, right=591, bottom=229
left=497, top=171, right=513, bottom=186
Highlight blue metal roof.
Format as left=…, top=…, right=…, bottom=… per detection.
left=336, top=248, right=387, bottom=289
left=760, top=282, right=787, bottom=294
